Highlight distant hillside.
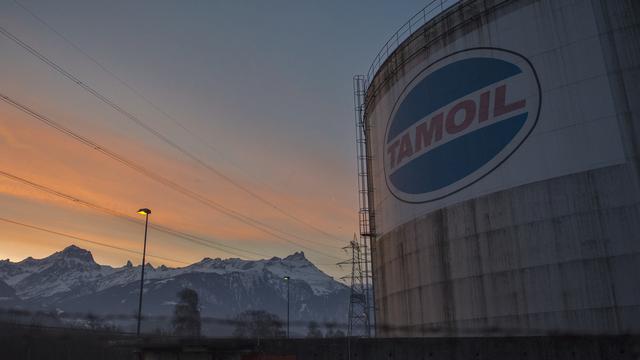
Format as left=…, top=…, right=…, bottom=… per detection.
left=0, top=245, right=349, bottom=335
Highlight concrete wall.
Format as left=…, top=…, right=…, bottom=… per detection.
left=366, top=0, right=640, bottom=336
left=375, top=164, right=640, bottom=336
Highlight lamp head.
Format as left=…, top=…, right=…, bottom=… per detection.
left=137, top=208, right=151, bottom=215
left=283, top=276, right=290, bottom=281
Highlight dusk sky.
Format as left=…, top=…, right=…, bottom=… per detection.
left=0, top=0, right=429, bottom=279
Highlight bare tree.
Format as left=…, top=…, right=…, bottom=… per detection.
left=323, top=321, right=345, bottom=337
left=324, top=321, right=337, bottom=337
left=306, top=321, right=323, bottom=338
left=232, top=310, right=285, bottom=338
left=172, top=288, right=201, bottom=337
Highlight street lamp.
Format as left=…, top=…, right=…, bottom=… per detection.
left=283, top=276, right=290, bottom=338
left=136, top=208, right=151, bottom=336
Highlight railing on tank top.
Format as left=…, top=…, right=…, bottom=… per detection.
left=365, top=0, right=460, bottom=88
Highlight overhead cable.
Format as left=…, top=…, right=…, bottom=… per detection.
left=0, top=21, right=346, bottom=245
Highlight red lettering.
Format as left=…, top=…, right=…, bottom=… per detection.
left=389, top=83, right=525, bottom=169
left=387, top=140, right=400, bottom=168
left=494, top=84, right=526, bottom=117
left=446, top=100, right=476, bottom=134
left=478, top=91, right=490, bottom=123
left=396, top=133, right=414, bottom=167
left=415, top=113, right=444, bottom=152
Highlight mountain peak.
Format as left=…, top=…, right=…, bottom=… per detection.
left=59, top=245, right=95, bottom=263
left=284, top=251, right=307, bottom=262
left=0, top=246, right=348, bottom=310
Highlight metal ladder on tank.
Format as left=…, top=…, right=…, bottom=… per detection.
left=352, top=75, right=375, bottom=337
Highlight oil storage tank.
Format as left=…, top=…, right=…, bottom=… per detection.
left=363, top=0, right=640, bottom=336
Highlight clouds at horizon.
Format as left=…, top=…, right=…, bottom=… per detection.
left=0, top=0, right=432, bottom=278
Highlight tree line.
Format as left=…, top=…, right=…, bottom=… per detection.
left=1, top=287, right=346, bottom=338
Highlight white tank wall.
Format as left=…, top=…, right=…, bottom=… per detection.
left=367, top=0, right=640, bottom=336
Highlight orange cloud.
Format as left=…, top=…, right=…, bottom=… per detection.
left=0, top=100, right=354, bottom=275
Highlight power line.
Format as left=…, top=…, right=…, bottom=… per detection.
left=0, top=216, right=189, bottom=265
left=0, top=94, right=342, bottom=261
left=0, top=24, right=333, bottom=250
left=0, top=170, right=271, bottom=260
left=0, top=20, right=342, bottom=251
left=0, top=19, right=346, bottom=245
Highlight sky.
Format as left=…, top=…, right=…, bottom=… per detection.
left=0, top=0, right=431, bottom=279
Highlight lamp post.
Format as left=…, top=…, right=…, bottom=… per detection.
left=136, top=208, right=151, bottom=336
left=283, top=276, right=290, bottom=338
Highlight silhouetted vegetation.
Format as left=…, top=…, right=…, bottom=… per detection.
left=324, top=321, right=345, bottom=337
left=306, top=320, right=323, bottom=338
left=172, top=288, right=201, bottom=337
left=232, top=310, right=285, bottom=338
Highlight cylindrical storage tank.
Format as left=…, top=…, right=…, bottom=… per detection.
left=366, top=0, right=640, bottom=336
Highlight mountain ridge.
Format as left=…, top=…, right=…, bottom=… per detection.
left=0, top=245, right=349, bottom=333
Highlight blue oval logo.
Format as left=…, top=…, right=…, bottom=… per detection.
left=384, top=48, right=541, bottom=203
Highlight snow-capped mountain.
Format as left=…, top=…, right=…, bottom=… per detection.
left=0, top=245, right=349, bottom=333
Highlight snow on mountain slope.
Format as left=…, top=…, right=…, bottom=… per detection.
left=174, top=252, right=342, bottom=295
left=1, top=245, right=114, bottom=298
left=0, top=245, right=350, bottom=334
left=0, top=245, right=346, bottom=300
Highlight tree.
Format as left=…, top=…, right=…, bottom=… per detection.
left=232, top=310, right=285, bottom=338
left=323, top=321, right=345, bottom=337
left=324, top=321, right=337, bottom=337
left=172, top=288, right=201, bottom=337
left=85, top=313, right=104, bottom=330
left=306, top=321, right=323, bottom=338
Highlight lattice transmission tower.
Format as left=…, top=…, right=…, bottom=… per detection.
left=339, top=75, right=376, bottom=337
left=340, top=234, right=371, bottom=337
